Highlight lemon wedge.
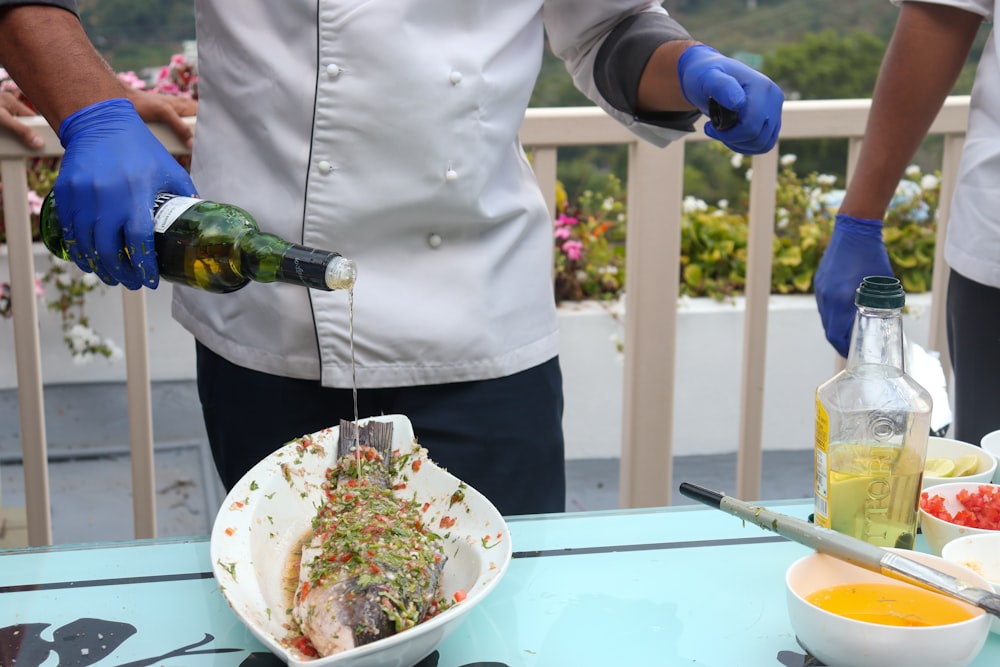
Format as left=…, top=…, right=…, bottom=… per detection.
left=952, top=454, right=980, bottom=477
left=924, top=457, right=956, bottom=478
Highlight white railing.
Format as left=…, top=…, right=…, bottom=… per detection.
left=1, top=98, right=970, bottom=545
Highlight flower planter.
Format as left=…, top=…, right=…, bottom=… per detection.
left=0, top=244, right=196, bottom=389
left=2, top=245, right=937, bottom=459
left=559, top=293, right=935, bottom=459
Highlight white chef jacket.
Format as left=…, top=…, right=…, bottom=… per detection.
left=893, top=0, right=1000, bottom=288
left=173, top=0, right=693, bottom=388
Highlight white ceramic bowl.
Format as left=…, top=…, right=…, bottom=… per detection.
left=210, top=414, right=512, bottom=667
left=919, top=482, right=1000, bottom=555
left=786, top=548, right=991, bottom=667
left=942, top=533, right=1000, bottom=634
left=922, top=436, right=997, bottom=489
left=980, top=430, right=1000, bottom=484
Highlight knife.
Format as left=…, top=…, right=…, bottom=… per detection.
left=708, top=98, right=739, bottom=131
left=678, top=481, right=1000, bottom=619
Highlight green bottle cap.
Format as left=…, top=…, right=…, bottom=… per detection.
left=855, top=275, right=905, bottom=309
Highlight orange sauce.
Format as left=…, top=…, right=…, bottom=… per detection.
left=806, top=582, right=978, bottom=627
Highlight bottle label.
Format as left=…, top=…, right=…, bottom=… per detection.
left=281, top=245, right=339, bottom=289
left=153, top=194, right=201, bottom=233
left=814, top=394, right=831, bottom=528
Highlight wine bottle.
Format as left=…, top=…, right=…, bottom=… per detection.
left=39, top=191, right=356, bottom=294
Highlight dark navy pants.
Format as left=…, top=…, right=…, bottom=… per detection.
left=195, top=342, right=566, bottom=516
left=946, top=269, right=1000, bottom=446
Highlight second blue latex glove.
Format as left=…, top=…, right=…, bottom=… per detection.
left=676, top=44, right=783, bottom=155
left=55, top=97, right=197, bottom=290
left=814, top=214, right=894, bottom=357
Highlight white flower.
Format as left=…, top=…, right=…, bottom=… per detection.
left=776, top=207, right=790, bottom=229
left=780, top=153, right=797, bottom=167
left=56, top=273, right=74, bottom=288
left=816, top=174, right=837, bottom=187
left=717, top=199, right=729, bottom=209
left=921, top=174, right=940, bottom=191
left=602, top=197, right=615, bottom=211
left=81, top=273, right=100, bottom=288
left=682, top=195, right=708, bottom=214
left=905, top=164, right=921, bottom=178
left=616, top=213, right=625, bottom=223
left=745, top=168, right=753, bottom=182
left=730, top=153, right=744, bottom=169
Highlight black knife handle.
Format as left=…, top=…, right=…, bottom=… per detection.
left=708, top=98, right=739, bottom=131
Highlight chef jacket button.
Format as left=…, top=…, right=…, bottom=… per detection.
left=318, top=160, right=334, bottom=174
left=427, top=233, right=443, bottom=249
left=445, top=168, right=458, bottom=181
left=449, top=71, right=463, bottom=85
left=326, top=63, right=343, bottom=78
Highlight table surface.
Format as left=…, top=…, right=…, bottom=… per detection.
left=2, top=500, right=998, bottom=667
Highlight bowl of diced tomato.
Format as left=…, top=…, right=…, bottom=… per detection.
left=919, top=482, right=1000, bottom=555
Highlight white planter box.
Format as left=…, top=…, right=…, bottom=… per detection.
left=559, top=293, right=936, bottom=459
left=0, top=244, right=196, bottom=389
left=2, top=246, right=938, bottom=459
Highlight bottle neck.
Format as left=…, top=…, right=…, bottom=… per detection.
left=845, top=304, right=905, bottom=370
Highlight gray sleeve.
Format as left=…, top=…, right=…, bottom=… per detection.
left=593, top=11, right=701, bottom=132
left=0, top=0, right=78, bottom=15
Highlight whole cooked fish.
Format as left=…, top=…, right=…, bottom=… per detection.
left=291, top=420, right=447, bottom=657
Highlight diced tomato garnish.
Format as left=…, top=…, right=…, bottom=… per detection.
left=224, top=527, right=235, bottom=536
left=921, top=485, right=1000, bottom=530
left=291, top=635, right=318, bottom=658
left=439, top=516, right=456, bottom=529
left=453, top=589, right=467, bottom=602
left=412, top=459, right=423, bottom=472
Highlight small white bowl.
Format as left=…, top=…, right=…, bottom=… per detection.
left=786, top=548, right=991, bottom=667
left=922, top=436, right=997, bottom=489
left=942, top=533, right=1000, bottom=634
left=980, top=430, right=1000, bottom=484
left=919, top=482, right=1000, bottom=555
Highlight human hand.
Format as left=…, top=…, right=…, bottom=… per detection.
left=676, top=44, right=783, bottom=155
left=126, top=88, right=197, bottom=149
left=814, top=214, right=894, bottom=357
left=0, top=91, right=44, bottom=149
left=55, top=97, right=197, bottom=289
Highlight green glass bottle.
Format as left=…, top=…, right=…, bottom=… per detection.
left=40, top=191, right=356, bottom=294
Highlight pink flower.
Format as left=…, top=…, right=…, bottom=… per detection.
left=554, top=227, right=571, bottom=240
left=116, top=71, right=147, bottom=90
left=562, top=240, right=583, bottom=261
left=26, top=189, right=43, bottom=216
left=555, top=214, right=579, bottom=227
left=34, top=276, right=45, bottom=298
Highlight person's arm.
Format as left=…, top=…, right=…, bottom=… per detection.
left=0, top=2, right=197, bottom=290
left=839, top=2, right=982, bottom=218
left=0, top=4, right=127, bottom=128
left=592, top=11, right=783, bottom=155
left=814, top=1, right=983, bottom=357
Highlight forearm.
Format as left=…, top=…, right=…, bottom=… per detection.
left=0, top=4, right=126, bottom=130
left=636, top=38, right=699, bottom=113
left=840, top=2, right=981, bottom=219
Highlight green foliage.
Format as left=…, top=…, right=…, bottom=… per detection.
left=763, top=30, right=886, bottom=101
left=552, top=155, right=941, bottom=302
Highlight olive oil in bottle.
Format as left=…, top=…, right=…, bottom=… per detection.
left=814, top=276, right=932, bottom=549
left=40, top=192, right=356, bottom=294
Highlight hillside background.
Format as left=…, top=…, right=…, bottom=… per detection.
left=76, top=0, right=990, bottom=202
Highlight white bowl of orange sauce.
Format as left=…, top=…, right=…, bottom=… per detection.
left=785, top=548, right=991, bottom=667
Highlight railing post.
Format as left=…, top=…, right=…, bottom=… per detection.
left=619, top=139, right=685, bottom=508
left=736, top=149, right=779, bottom=501
left=122, top=290, right=157, bottom=538
left=1, top=156, right=53, bottom=546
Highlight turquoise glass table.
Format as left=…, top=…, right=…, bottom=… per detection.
left=2, top=500, right=998, bottom=666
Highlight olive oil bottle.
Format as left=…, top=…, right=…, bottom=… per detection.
left=40, top=192, right=356, bottom=294
left=814, top=276, right=932, bottom=549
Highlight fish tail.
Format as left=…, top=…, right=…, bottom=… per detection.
left=338, top=419, right=394, bottom=486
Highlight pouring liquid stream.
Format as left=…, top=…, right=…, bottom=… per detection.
left=348, top=287, right=361, bottom=480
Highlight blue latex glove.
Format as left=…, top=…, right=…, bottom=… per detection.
left=55, top=98, right=197, bottom=290
left=814, top=214, right=895, bottom=357
left=676, top=45, right=783, bottom=155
